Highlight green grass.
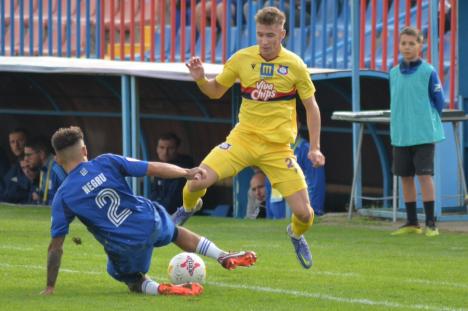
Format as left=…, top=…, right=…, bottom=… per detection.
left=0, top=205, right=467, bottom=311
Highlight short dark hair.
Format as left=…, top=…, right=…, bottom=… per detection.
left=158, top=132, right=181, bottom=147
left=255, top=6, right=286, bottom=28
left=9, top=128, right=29, bottom=137
left=51, top=126, right=84, bottom=152
left=399, top=26, right=424, bottom=43
left=25, top=136, right=52, bottom=154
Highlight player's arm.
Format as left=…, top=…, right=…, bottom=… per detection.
left=41, top=236, right=65, bottom=295
left=302, top=95, right=325, bottom=167
left=186, top=56, right=230, bottom=99
left=196, top=76, right=229, bottom=100
left=147, top=162, right=207, bottom=181
left=428, top=70, right=445, bottom=114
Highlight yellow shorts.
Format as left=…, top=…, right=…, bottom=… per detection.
left=202, top=129, right=306, bottom=197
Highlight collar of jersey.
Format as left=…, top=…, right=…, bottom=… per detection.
left=256, top=45, right=285, bottom=62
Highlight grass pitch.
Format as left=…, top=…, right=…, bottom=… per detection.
left=0, top=204, right=467, bottom=311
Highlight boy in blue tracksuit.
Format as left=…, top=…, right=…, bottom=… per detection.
left=390, top=26, right=445, bottom=237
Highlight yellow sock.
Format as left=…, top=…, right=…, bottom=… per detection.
left=183, top=183, right=206, bottom=211
left=291, top=209, right=314, bottom=236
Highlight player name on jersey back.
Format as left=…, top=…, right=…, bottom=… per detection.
left=82, top=173, right=107, bottom=194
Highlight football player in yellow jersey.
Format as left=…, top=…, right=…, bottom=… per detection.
left=173, top=6, right=325, bottom=269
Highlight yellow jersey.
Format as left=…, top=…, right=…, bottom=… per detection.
left=216, top=45, right=316, bottom=144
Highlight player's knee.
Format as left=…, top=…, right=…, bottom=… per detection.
left=187, top=180, right=204, bottom=192
left=295, top=206, right=314, bottom=224
left=188, top=177, right=215, bottom=192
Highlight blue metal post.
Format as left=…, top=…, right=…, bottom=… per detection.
left=299, top=0, right=306, bottom=59
left=236, top=0, right=242, bottom=51
left=48, top=0, right=53, bottom=55
left=139, top=131, right=151, bottom=198
left=287, top=0, right=294, bottom=50
left=121, top=75, right=132, bottom=189
left=343, top=0, right=350, bottom=68
left=121, top=76, right=131, bottom=158
left=95, top=0, right=101, bottom=58
left=76, top=0, right=81, bottom=57
left=29, top=0, right=33, bottom=53
left=1, top=0, right=4, bottom=55
left=351, top=0, right=362, bottom=209
left=309, top=0, right=316, bottom=67
left=66, top=0, right=71, bottom=57
left=460, top=0, right=468, bottom=192
left=9, top=0, right=15, bottom=55
left=321, top=0, right=327, bottom=67
left=226, top=0, right=231, bottom=58
left=430, top=0, right=442, bottom=217
left=86, top=0, right=91, bottom=58
left=332, top=0, right=338, bottom=67
left=19, top=0, right=24, bottom=55
left=38, top=0, right=43, bottom=55
left=130, top=76, right=140, bottom=193
left=57, top=0, right=62, bottom=56
left=247, top=0, right=255, bottom=45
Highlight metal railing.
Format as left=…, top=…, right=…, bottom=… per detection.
left=0, top=0, right=458, bottom=107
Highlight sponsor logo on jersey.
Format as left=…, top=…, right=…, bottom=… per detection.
left=218, top=142, right=232, bottom=150
left=260, top=63, right=274, bottom=77
left=277, top=65, right=288, bottom=75
left=80, top=168, right=88, bottom=176
left=251, top=80, right=276, bottom=101
left=251, top=63, right=256, bottom=70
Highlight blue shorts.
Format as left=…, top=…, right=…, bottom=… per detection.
left=106, top=203, right=176, bottom=284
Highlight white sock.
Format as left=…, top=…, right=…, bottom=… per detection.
left=196, top=237, right=226, bottom=260
left=141, top=279, right=160, bottom=295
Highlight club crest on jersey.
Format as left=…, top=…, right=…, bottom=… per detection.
left=218, top=142, right=232, bottom=150
left=260, top=63, right=274, bottom=77
left=277, top=65, right=288, bottom=75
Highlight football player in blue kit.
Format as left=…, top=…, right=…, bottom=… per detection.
left=41, top=126, right=256, bottom=297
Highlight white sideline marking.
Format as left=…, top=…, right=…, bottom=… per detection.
left=0, top=245, right=34, bottom=251
left=207, top=281, right=466, bottom=311
left=408, top=278, right=468, bottom=289
left=314, top=271, right=358, bottom=277
left=0, top=263, right=465, bottom=311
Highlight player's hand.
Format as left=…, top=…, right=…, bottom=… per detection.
left=308, top=149, right=325, bottom=167
left=32, top=192, right=40, bottom=201
left=186, top=167, right=207, bottom=180
left=40, top=286, right=55, bottom=296
left=185, top=56, right=206, bottom=81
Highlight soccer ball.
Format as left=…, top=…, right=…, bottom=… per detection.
left=168, top=252, right=206, bottom=285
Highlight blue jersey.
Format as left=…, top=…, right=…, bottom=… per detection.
left=51, top=154, right=163, bottom=251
